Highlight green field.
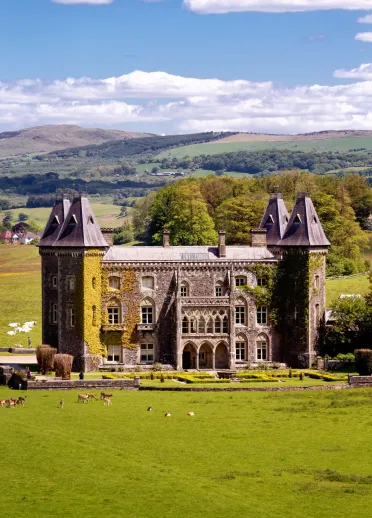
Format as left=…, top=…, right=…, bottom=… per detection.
left=0, top=202, right=125, bottom=230
left=156, top=137, right=372, bottom=159
left=0, top=246, right=41, bottom=348
left=1, top=386, right=372, bottom=518
left=326, top=275, right=370, bottom=304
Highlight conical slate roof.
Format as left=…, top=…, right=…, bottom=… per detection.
left=53, top=193, right=109, bottom=248
left=38, top=196, right=71, bottom=247
left=279, top=193, right=330, bottom=247
left=259, top=193, right=289, bottom=245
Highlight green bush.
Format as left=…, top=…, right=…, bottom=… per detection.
left=355, top=349, right=372, bottom=376
left=322, top=374, right=348, bottom=382
left=306, top=371, right=324, bottom=380
left=102, top=374, right=116, bottom=379
left=238, top=377, right=278, bottom=383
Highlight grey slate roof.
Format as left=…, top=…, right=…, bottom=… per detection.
left=259, top=193, right=289, bottom=245
left=279, top=193, right=330, bottom=247
left=54, top=194, right=109, bottom=248
left=38, top=196, right=71, bottom=247
left=104, top=245, right=275, bottom=262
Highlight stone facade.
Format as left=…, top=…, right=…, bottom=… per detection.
left=38, top=192, right=330, bottom=371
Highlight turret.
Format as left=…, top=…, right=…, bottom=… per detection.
left=39, top=193, right=108, bottom=371
left=259, top=193, right=289, bottom=247
left=276, top=192, right=330, bottom=367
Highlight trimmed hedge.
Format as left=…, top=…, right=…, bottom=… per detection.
left=355, top=349, right=372, bottom=376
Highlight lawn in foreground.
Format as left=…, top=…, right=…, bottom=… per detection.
left=1, top=387, right=372, bottom=518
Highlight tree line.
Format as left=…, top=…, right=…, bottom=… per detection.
left=159, top=149, right=372, bottom=175
left=132, top=171, right=372, bottom=277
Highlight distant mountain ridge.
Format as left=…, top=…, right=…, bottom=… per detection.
left=0, top=124, right=153, bottom=159
left=213, top=130, right=372, bottom=144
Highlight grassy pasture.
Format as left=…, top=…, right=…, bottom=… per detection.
left=326, top=275, right=370, bottom=304
left=0, top=202, right=125, bottom=230
left=156, top=137, right=372, bottom=159
left=1, top=387, right=372, bottom=518
left=0, top=246, right=41, bottom=348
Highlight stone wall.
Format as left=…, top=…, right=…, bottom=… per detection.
left=348, top=375, right=372, bottom=387
left=25, top=378, right=137, bottom=390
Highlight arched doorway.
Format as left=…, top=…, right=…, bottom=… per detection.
left=199, top=342, right=213, bottom=369
left=215, top=342, right=229, bottom=369
left=182, top=343, right=197, bottom=370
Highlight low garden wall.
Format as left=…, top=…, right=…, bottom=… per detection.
left=348, top=375, right=372, bottom=388
left=0, top=347, right=36, bottom=354
left=24, top=378, right=139, bottom=391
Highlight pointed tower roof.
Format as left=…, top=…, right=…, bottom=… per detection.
left=259, top=193, right=289, bottom=246
left=38, top=195, right=71, bottom=247
left=279, top=192, right=330, bottom=247
left=53, top=193, right=109, bottom=248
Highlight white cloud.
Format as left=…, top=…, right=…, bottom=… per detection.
left=334, top=63, right=372, bottom=79
left=52, top=0, right=113, bottom=5
left=357, top=14, right=372, bottom=23
left=3, top=70, right=372, bottom=134
left=355, top=32, right=372, bottom=42
left=183, top=0, right=372, bottom=14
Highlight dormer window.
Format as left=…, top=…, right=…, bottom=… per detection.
left=293, top=214, right=302, bottom=224
left=51, top=215, right=60, bottom=226
left=87, top=215, right=94, bottom=224
left=68, top=215, right=78, bottom=226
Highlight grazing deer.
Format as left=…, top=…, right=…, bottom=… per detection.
left=100, top=392, right=112, bottom=400
left=78, top=394, right=89, bottom=403
left=60, top=400, right=64, bottom=408
left=164, top=412, right=171, bottom=417
left=6, top=399, right=16, bottom=408
left=86, top=393, right=98, bottom=401
left=103, top=397, right=111, bottom=406
left=16, top=398, right=25, bottom=407
left=187, top=412, right=195, bottom=416
left=0, top=400, right=5, bottom=407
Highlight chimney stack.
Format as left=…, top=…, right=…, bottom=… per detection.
left=101, top=228, right=114, bottom=246
left=163, top=230, right=170, bottom=248
left=251, top=228, right=267, bottom=247
left=218, top=230, right=226, bottom=258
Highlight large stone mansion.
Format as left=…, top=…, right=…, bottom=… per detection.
left=38, top=192, right=330, bottom=371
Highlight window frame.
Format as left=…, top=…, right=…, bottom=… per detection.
left=52, top=303, right=58, bottom=324
left=257, top=277, right=267, bottom=287
left=141, top=305, right=153, bottom=324
left=236, top=341, right=246, bottom=361
left=235, top=305, right=245, bottom=325
left=142, top=276, right=155, bottom=290
left=257, top=306, right=268, bottom=325
left=108, top=306, right=120, bottom=324
left=69, top=307, right=75, bottom=328
left=235, top=276, right=247, bottom=287
left=107, top=345, right=121, bottom=363
left=109, top=276, right=121, bottom=290
left=140, top=343, right=154, bottom=364
left=256, top=339, right=268, bottom=361
left=52, top=275, right=57, bottom=288
left=68, top=276, right=75, bottom=291
left=180, top=282, right=189, bottom=297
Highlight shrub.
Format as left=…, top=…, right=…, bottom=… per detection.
left=300, top=372, right=304, bottom=381
left=102, top=374, right=116, bottom=379
left=36, top=344, right=56, bottom=374
left=355, top=349, right=372, bottom=376
left=54, top=354, right=74, bottom=380
left=151, top=362, right=162, bottom=372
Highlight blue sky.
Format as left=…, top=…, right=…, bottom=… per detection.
left=1, top=0, right=372, bottom=134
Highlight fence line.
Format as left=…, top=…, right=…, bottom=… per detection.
left=326, top=272, right=369, bottom=281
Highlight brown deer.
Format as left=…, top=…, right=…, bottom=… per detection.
left=103, top=396, right=112, bottom=406
left=6, top=399, right=16, bottom=408
left=100, top=392, right=113, bottom=400
left=86, top=393, right=98, bottom=401
left=0, top=400, right=6, bottom=407
left=78, top=394, right=89, bottom=403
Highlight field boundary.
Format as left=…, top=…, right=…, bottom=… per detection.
left=139, top=384, right=350, bottom=392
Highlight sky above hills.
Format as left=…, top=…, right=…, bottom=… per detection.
left=2, top=0, right=372, bottom=134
